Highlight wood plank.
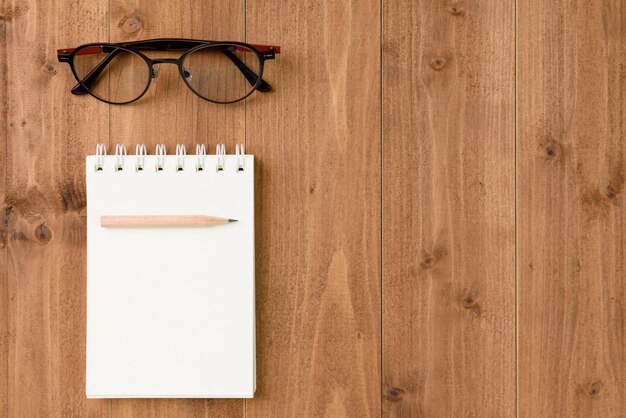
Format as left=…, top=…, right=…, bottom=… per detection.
left=245, top=1, right=381, bottom=416
left=382, top=1, right=516, bottom=416
left=108, top=0, right=244, bottom=416
left=1, top=0, right=110, bottom=416
left=518, top=1, right=626, bottom=416
left=1, top=0, right=8, bottom=415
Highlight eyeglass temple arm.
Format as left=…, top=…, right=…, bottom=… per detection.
left=114, top=39, right=280, bottom=54
left=69, top=48, right=118, bottom=95
left=59, top=42, right=278, bottom=95
left=222, top=50, right=271, bottom=92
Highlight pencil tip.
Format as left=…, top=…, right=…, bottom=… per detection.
left=228, top=219, right=238, bottom=223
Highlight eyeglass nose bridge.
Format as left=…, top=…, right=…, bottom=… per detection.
left=150, top=58, right=182, bottom=83
left=151, top=58, right=180, bottom=65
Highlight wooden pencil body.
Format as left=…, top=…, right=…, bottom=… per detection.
left=100, top=215, right=230, bottom=228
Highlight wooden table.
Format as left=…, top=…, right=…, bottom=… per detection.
left=1, top=0, right=623, bottom=416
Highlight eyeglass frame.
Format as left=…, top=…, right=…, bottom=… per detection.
left=56, top=38, right=281, bottom=105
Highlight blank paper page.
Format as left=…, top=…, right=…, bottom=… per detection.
left=85, top=154, right=255, bottom=398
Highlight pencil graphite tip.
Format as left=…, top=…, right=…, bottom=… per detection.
left=228, top=219, right=238, bottom=223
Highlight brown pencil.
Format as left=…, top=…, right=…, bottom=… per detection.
left=100, top=215, right=238, bottom=228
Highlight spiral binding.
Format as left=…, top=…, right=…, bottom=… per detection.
left=176, top=144, right=186, bottom=171
left=155, top=144, right=166, bottom=171
left=135, top=144, right=147, bottom=171
left=115, top=144, right=127, bottom=171
left=236, top=144, right=245, bottom=172
left=196, top=144, right=206, bottom=172
left=93, top=144, right=246, bottom=173
left=216, top=144, right=226, bottom=172
left=95, top=143, right=107, bottom=171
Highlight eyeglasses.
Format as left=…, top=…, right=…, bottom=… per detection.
left=57, top=38, right=281, bottom=105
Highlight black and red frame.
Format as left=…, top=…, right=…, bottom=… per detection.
left=57, top=38, right=281, bottom=104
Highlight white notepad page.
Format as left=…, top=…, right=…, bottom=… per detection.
left=85, top=151, right=255, bottom=398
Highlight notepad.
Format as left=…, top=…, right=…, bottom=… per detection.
left=85, top=143, right=255, bottom=398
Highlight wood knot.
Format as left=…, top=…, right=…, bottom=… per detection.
left=0, top=205, right=16, bottom=230
left=35, top=223, right=52, bottom=244
left=420, top=251, right=435, bottom=270
left=581, top=188, right=609, bottom=221
left=61, top=182, right=86, bottom=212
left=429, top=57, right=446, bottom=71
left=42, top=62, right=56, bottom=75
left=462, top=295, right=476, bottom=308
left=606, top=172, right=623, bottom=200
left=606, top=185, right=617, bottom=199
left=462, top=288, right=482, bottom=317
left=12, top=231, right=27, bottom=241
left=121, top=15, right=142, bottom=34
left=385, top=387, right=404, bottom=403
left=588, top=381, right=603, bottom=396
left=450, top=4, right=465, bottom=16
left=420, top=246, right=447, bottom=271
left=540, top=139, right=563, bottom=161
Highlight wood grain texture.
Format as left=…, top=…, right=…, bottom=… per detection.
left=382, top=0, right=516, bottom=416
left=1, top=0, right=110, bottom=417
left=1, top=0, right=8, bottom=415
left=2, top=0, right=626, bottom=416
left=245, top=0, right=382, bottom=417
left=107, top=0, right=244, bottom=417
left=518, top=1, right=626, bottom=416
